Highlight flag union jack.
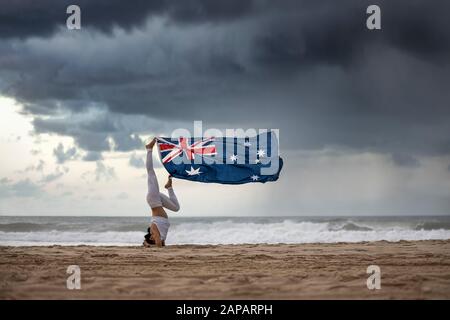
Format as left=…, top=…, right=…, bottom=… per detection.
left=158, top=137, right=217, bottom=164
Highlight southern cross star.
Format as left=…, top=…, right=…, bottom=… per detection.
left=185, top=166, right=201, bottom=175
left=257, top=149, right=266, bottom=157
left=251, top=175, right=259, bottom=181
left=230, top=154, right=238, bottom=162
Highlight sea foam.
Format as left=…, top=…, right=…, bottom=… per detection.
left=1, top=216, right=450, bottom=246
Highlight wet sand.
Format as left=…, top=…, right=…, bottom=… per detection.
left=1, top=240, right=449, bottom=299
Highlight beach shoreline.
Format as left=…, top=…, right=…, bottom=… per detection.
left=1, top=240, right=450, bottom=299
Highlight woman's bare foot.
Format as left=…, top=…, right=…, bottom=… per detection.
left=164, top=175, right=173, bottom=189
left=146, top=138, right=157, bottom=150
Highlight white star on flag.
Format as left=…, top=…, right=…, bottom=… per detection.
left=251, top=175, right=259, bottom=181
left=185, top=166, right=202, bottom=176
left=230, top=154, right=238, bottom=162
left=255, top=158, right=261, bottom=164
left=244, top=141, right=252, bottom=147
left=257, top=149, right=266, bottom=157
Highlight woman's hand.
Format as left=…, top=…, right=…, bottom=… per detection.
left=146, top=138, right=157, bottom=150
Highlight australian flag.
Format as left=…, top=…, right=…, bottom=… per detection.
left=156, top=131, right=283, bottom=184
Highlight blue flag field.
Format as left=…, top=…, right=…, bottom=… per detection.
left=156, top=131, right=283, bottom=184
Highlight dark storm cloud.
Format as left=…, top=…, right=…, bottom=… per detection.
left=255, top=0, right=450, bottom=68
left=30, top=108, right=174, bottom=153
left=0, top=0, right=255, bottom=39
left=0, top=0, right=450, bottom=157
left=391, top=153, right=420, bottom=168
left=32, top=110, right=148, bottom=152
left=34, top=118, right=142, bottom=153
left=33, top=117, right=109, bottom=152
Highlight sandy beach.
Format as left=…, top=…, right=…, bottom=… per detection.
left=1, top=240, right=449, bottom=299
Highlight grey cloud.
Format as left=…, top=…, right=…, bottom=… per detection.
left=0, top=178, right=11, bottom=184
left=95, top=161, right=116, bottom=181
left=25, top=159, right=45, bottom=172
left=38, top=166, right=69, bottom=184
left=0, top=179, right=44, bottom=198
left=40, top=171, right=64, bottom=184
left=0, top=1, right=449, bottom=159
left=112, top=133, right=143, bottom=152
left=391, top=153, right=420, bottom=168
left=254, top=1, right=450, bottom=69
left=81, top=161, right=117, bottom=183
left=53, top=143, right=78, bottom=164
left=73, top=133, right=110, bottom=153
left=129, top=153, right=145, bottom=169
left=83, top=151, right=103, bottom=162
left=0, top=0, right=255, bottom=39
left=34, top=110, right=148, bottom=153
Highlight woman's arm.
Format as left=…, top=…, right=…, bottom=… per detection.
left=150, top=223, right=163, bottom=247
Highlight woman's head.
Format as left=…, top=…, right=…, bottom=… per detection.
left=144, top=227, right=156, bottom=245
left=143, top=228, right=166, bottom=246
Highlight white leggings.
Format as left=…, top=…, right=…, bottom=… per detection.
left=146, top=149, right=180, bottom=211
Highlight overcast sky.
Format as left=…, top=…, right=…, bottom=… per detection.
left=1, top=0, right=449, bottom=216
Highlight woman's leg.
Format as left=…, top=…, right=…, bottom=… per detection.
left=146, top=148, right=163, bottom=208
left=160, top=187, right=180, bottom=212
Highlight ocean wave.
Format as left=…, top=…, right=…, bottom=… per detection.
left=0, top=222, right=146, bottom=233
left=1, top=219, right=450, bottom=246
left=0, top=222, right=57, bottom=232
left=168, top=220, right=450, bottom=245
left=329, top=222, right=373, bottom=232
left=414, top=221, right=450, bottom=231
